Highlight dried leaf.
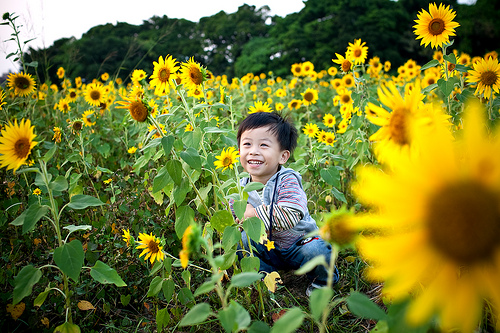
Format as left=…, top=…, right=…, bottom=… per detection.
left=263, top=271, right=282, bottom=293
left=6, top=302, right=25, bottom=320
left=77, top=300, right=95, bottom=311
left=271, top=309, right=287, bottom=322
left=41, top=317, right=50, bottom=328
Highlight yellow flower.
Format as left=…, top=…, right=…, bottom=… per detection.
left=303, top=123, right=319, bottom=138
left=149, top=55, right=179, bottom=95
left=413, top=2, right=460, bottom=49
left=179, top=57, right=207, bottom=92
left=184, top=123, right=193, bottom=132
left=249, top=100, right=273, bottom=114
left=104, top=178, right=112, bottom=184
left=82, top=110, right=96, bottom=127
left=323, top=114, right=336, bottom=128
left=287, top=99, right=302, bottom=110
left=101, top=72, right=109, bottom=81
left=7, top=72, right=37, bottom=97
left=319, top=206, right=358, bottom=248
left=84, top=82, right=106, bottom=107
left=214, top=147, right=239, bottom=171
left=52, top=127, right=62, bottom=143
left=136, top=232, right=164, bottom=265
left=179, top=224, right=202, bottom=269
left=0, top=119, right=38, bottom=172
left=301, top=88, right=319, bottom=106
left=346, top=39, right=369, bottom=65
left=131, top=69, right=147, bottom=84
left=115, top=95, right=149, bottom=122
left=324, top=132, right=336, bottom=146
left=265, top=240, right=275, bottom=251
left=0, top=89, right=6, bottom=111
left=122, top=229, right=131, bottom=247
left=56, top=67, right=65, bottom=79
left=128, top=146, right=137, bottom=154
left=291, top=63, right=303, bottom=77
left=332, top=53, right=353, bottom=73
left=466, top=56, right=500, bottom=100
left=353, top=101, right=500, bottom=333
left=33, top=188, right=42, bottom=196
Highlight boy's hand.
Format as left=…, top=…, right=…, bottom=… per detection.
left=244, top=203, right=256, bottom=219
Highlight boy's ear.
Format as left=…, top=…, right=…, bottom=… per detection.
left=279, top=150, right=290, bottom=164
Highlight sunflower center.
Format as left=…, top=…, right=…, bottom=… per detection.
left=130, top=101, right=148, bottom=122
left=429, top=18, right=445, bottom=35
left=388, top=108, right=409, bottom=145
left=341, top=94, right=351, bottom=104
left=159, top=68, right=170, bottom=82
left=189, top=68, right=203, bottom=85
left=14, top=138, right=31, bottom=159
left=354, top=49, right=362, bottom=57
left=448, top=63, right=456, bottom=72
left=304, top=92, right=314, bottom=102
left=480, top=70, right=498, bottom=86
left=222, top=156, right=231, bottom=166
left=69, top=91, right=77, bottom=98
left=148, top=240, right=159, bottom=254
left=15, top=76, right=30, bottom=89
left=90, top=90, right=101, bottom=101
left=427, top=77, right=436, bottom=85
left=341, top=60, right=351, bottom=72
left=427, top=181, right=500, bottom=264
left=344, top=77, right=353, bottom=86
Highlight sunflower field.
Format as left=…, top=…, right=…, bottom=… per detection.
left=1, top=3, right=500, bottom=333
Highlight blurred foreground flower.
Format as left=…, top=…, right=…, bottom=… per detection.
left=136, top=232, right=164, bottom=265
left=0, top=119, right=38, bottom=172
left=179, top=223, right=202, bottom=269
left=353, top=101, right=500, bottom=332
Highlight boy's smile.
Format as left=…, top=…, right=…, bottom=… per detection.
left=239, top=125, right=290, bottom=184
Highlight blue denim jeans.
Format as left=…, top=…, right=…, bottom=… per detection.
left=239, top=233, right=339, bottom=286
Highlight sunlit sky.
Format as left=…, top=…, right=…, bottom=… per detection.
left=0, top=0, right=305, bottom=76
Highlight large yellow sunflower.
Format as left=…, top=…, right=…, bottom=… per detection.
left=346, top=39, right=369, bottom=65
left=332, top=53, right=353, bottom=73
left=413, top=3, right=460, bottom=49
left=0, top=119, right=38, bottom=172
left=303, top=123, right=319, bottom=138
left=178, top=57, right=207, bottom=92
left=84, top=82, right=106, bottom=107
left=7, top=72, right=37, bottom=97
left=466, top=56, right=500, bottom=100
left=248, top=101, right=273, bottom=114
left=115, top=95, right=149, bottom=122
left=136, top=232, right=164, bottom=265
left=291, top=63, right=303, bottom=77
left=149, top=55, right=179, bottom=95
left=214, top=147, right=239, bottom=171
left=301, top=88, right=319, bottom=106
left=353, top=101, right=500, bottom=333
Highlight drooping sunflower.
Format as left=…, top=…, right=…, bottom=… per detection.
left=214, top=147, right=239, bottom=171
left=179, top=57, right=207, bottom=92
left=323, top=114, right=336, bottom=128
left=115, top=95, right=149, bottom=123
left=7, top=72, right=37, bottom=97
left=149, top=55, right=179, bottom=95
left=136, top=232, right=164, bottom=265
left=413, top=3, right=460, bottom=49
left=84, top=82, right=106, bottom=107
left=303, top=123, right=319, bottom=138
left=332, top=53, right=354, bottom=73
left=301, top=88, right=319, bottom=106
left=0, top=119, right=38, bottom=172
left=346, top=39, right=369, bottom=65
left=82, top=110, right=96, bottom=127
left=52, top=127, right=62, bottom=143
left=466, top=56, right=500, bottom=100
left=353, top=101, right=500, bottom=333
left=249, top=101, right=273, bottom=114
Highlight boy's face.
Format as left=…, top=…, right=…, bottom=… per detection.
left=239, top=125, right=290, bottom=184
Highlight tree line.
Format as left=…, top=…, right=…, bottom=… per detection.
left=24, top=0, right=500, bottom=83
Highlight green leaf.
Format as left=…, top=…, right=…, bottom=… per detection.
left=218, top=301, right=251, bottom=333
left=162, top=279, right=175, bottom=302
left=156, top=307, right=170, bottom=332
left=420, top=59, right=440, bottom=71
left=331, top=187, right=347, bottom=204
left=421, top=83, right=438, bottom=95
left=161, top=135, right=175, bottom=156
left=152, top=166, right=172, bottom=193
left=120, top=294, right=131, bottom=306
left=13, top=265, right=42, bottom=305
left=22, top=204, right=49, bottom=234
left=53, top=322, right=81, bottom=333
left=210, top=210, right=234, bottom=233
left=49, top=175, right=68, bottom=192
left=42, top=144, right=57, bottom=163
left=294, top=255, right=327, bottom=275
left=437, top=77, right=459, bottom=98
left=179, top=302, right=212, bottom=326
left=233, top=199, right=247, bottom=220
left=443, top=53, right=456, bottom=64
left=248, top=321, right=270, bottom=333
left=175, top=205, right=194, bottom=239
left=240, top=256, right=260, bottom=273
left=173, top=178, right=190, bottom=205
left=147, top=276, right=164, bottom=297
left=217, top=249, right=237, bottom=270
left=180, top=147, right=202, bottom=170
left=346, top=291, right=387, bottom=321
left=182, top=127, right=202, bottom=149
left=194, top=281, right=216, bottom=296
left=33, top=286, right=50, bottom=307
left=244, top=182, right=265, bottom=192
left=166, top=159, right=183, bottom=185
left=10, top=209, right=28, bottom=226
left=320, top=167, right=340, bottom=187
left=63, top=225, right=92, bottom=236
left=310, top=287, right=334, bottom=320
left=242, top=217, right=262, bottom=242
left=90, top=260, right=127, bottom=287
left=53, top=240, right=84, bottom=282
left=270, top=307, right=304, bottom=333
left=222, top=225, right=241, bottom=251
left=67, top=194, right=105, bottom=210
left=230, top=272, right=263, bottom=288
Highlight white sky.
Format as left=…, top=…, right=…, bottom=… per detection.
left=0, top=0, right=305, bottom=76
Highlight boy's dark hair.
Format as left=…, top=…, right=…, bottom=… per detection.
left=237, top=112, right=298, bottom=153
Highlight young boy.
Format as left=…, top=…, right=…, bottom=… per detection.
left=232, top=111, right=339, bottom=296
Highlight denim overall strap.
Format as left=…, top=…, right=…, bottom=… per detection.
left=268, top=172, right=279, bottom=241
